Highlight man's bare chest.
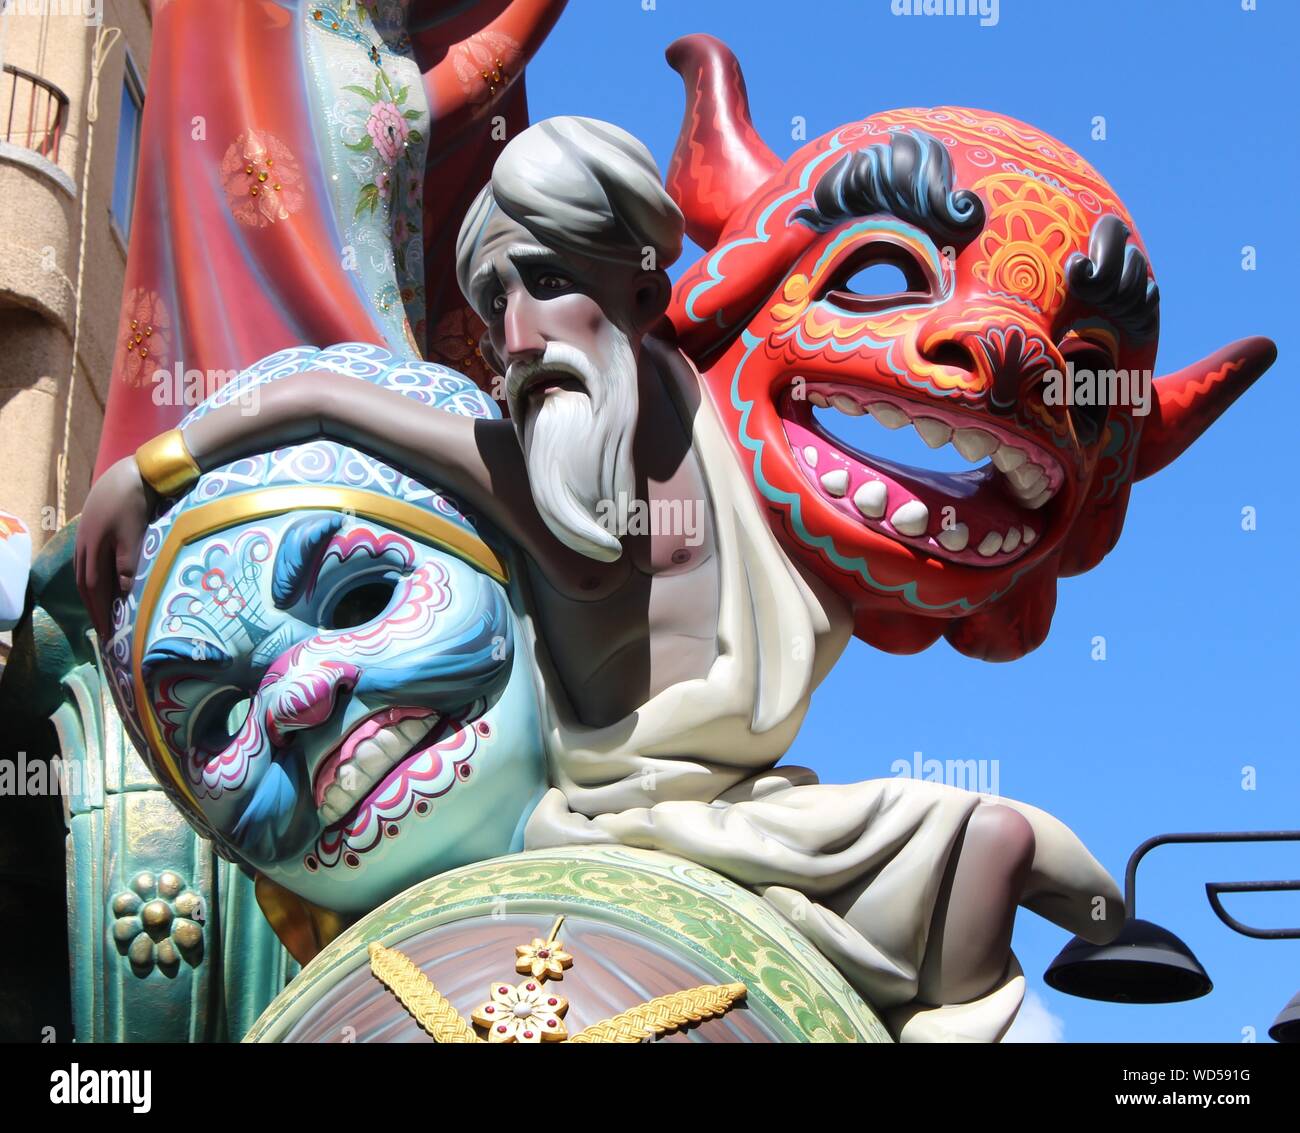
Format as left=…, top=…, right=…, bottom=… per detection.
left=526, top=549, right=721, bottom=726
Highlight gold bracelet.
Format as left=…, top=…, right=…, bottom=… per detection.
left=135, top=429, right=201, bottom=497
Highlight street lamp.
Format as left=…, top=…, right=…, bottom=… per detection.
left=1269, top=990, right=1300, bottom=1044
left=1043, top=830, right=1300, bottom=1041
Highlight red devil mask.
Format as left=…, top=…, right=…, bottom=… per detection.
left=664, top=35, right=1276, bottom=661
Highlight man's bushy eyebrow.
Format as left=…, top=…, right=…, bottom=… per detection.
left=506, top=243, right=562, bottom=264
left=793, top=128, right=985, bottom=248
left=469, top=259, right=500, bottom=295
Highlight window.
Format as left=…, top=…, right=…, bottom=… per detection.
left=110, top=54, right=144, bottom=240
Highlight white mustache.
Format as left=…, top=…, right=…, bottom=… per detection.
left=506, top=342, right=600, bottom=411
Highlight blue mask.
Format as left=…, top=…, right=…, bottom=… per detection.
left=102, top=343, right=547, bottom=913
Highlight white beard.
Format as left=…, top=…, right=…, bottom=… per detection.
left=507, top=328, right=639, bottom=562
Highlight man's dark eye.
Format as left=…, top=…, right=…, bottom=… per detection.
left=324, top=577, right=399, bottom=630
left=535, top=273, right=571, bottom=291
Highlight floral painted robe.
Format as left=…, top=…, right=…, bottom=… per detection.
left=96, top=0, right=564, bottom=473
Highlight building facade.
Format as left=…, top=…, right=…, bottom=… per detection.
left=0, top=0, right=153, bottom=555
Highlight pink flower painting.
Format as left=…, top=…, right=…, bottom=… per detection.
left=115, top=288, right=172, bottom=389
left=220, top=130, right=306, bottom=229
left=366, top=101, right=410, bottom=166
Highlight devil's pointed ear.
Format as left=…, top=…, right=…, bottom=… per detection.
left=1137, top=336, right=1276, bottom=480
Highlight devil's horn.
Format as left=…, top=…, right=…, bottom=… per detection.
left=665, top=34, right=781, bottom=248
left=1136, top=336, right=1276, bottom=480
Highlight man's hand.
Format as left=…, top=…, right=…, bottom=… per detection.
left=74, top=456, right=156, bottom=642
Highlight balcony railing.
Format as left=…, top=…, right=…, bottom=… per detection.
left=2, top=63, right=69, bottom=164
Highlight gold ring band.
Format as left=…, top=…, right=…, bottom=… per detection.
left=135, top=429, right=201, bottom=497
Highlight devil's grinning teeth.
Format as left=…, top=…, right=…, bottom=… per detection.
left=1007, top=463, right=1045, bottom=491
left=938, top=523, right=970, bottom=552
left=867, top=402, right=909, bottom=429
left=821, top=388, right=1061, bottom=507
left=992, top=446, right=1026, bottom=473
left=789, top=381, right=1068, bottom=565
left=952, top=427, right=999, bottom=462
left=891, top=500, right=930, bottom=536
left=914, top=417, right=952, bottom=449
left=818, top=386, right=1063, bottom=506
left=853, top=479, right=887, bottom=518
left=820, top=469, right=849, bottom=497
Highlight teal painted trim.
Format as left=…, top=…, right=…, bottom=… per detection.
left=683, top=134, right=847, bottom=326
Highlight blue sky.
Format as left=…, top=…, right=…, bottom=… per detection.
left=526, top=0, right=1299, bottom=1042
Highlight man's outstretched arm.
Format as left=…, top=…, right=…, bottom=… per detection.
left=75, top=368, right=608, bottom=638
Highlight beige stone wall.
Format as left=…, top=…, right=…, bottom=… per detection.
left=0, top=0, right=153, bottom=550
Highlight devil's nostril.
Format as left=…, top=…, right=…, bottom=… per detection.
left=927, top=341, right=974, bottom=372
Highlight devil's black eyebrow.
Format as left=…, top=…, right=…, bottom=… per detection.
left=1065, top=214, right=1159, bottom=341
left=793, top=128, right=986, bottom=249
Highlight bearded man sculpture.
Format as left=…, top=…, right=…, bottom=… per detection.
left=77, top=37, right=1275, bottom=1043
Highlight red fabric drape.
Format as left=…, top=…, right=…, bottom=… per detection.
left=95, top=0, right=564, bottom=475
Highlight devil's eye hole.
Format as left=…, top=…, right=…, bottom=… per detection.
left=1068, top=398, right=1108, bottom=446
left=323, top=576, right=399, bottom=630
left=842, top=261, right=912, bottom=296
left=823, top=244, right=933, bottom=313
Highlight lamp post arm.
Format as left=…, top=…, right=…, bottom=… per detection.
left=1124, top=830, right=1300, bottom=917
left=1204, top=880, right=1300, bottom=940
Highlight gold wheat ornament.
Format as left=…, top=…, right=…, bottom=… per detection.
left=566, top=983, right=748, bottom=1043
left=368, top=914, right=747, bottom=1044
left=367, top=941, right=481, bottom=1043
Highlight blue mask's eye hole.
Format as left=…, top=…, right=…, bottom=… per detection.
left=191, top=690, right=254, bottom=753
left=226, top=696, right=252, bottom=734
left=324, top=577, right=399, bottom=631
